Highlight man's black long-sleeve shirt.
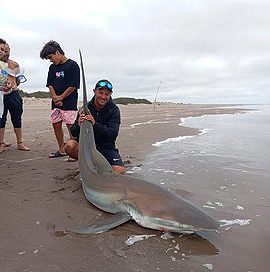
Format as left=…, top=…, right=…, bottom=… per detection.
left=70, top=96, right=121, bottom=151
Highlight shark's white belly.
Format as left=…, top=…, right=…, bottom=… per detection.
left=82, top=183, right=125, bottom=213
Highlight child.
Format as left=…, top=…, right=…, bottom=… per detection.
left=40, top=40, right=80, bottom=158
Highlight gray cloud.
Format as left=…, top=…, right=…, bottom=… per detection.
left=1, top=0, right=270, bottom=103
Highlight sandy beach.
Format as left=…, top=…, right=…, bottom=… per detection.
left=0, top=100, right=266, bottom=272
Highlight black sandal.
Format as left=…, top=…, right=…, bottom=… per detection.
left=49, top=151, right=68, bottom=158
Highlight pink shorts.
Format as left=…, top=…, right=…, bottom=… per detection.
left=51, top=108, right=77, bottom=124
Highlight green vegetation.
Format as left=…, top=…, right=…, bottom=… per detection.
left=113, top=97, right=152, bottom=105
left=19, top=90, right=50, bottom=98
left=19, top=90, right=151, bottom=105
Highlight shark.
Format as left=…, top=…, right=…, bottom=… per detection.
left=68, top=50, right=219, bottom=235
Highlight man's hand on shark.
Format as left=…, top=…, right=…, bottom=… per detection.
left=78, top=113, right=95, bottom=126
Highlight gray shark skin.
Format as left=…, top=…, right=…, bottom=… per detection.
left=69, top=51, right=219, bottom=235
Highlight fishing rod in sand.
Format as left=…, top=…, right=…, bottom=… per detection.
left=153, top=80, right=162, bottom=111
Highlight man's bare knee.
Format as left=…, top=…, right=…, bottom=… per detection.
left=64, top=140, right=79, bottom=160
left=52, top=121, right=62, bottom=129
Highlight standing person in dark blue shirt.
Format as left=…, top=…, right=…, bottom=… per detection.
left=0, top=38, right=30, bottom=154
left=65, top=79, right=125, bottom=174
left=40, top=40, right=80, bottom=158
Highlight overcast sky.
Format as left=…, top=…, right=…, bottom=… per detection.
left=1, top=0, right=270, bottom=103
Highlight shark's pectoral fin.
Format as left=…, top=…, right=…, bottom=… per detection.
left=67, top=213, right=132, bottom=235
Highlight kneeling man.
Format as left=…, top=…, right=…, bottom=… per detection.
left=65, top=79, right=125, bottom=174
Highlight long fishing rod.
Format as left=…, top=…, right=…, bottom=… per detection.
left=153, top=80, right=162, bottom=111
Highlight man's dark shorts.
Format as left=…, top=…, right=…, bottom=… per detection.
left=99, top=148, right=124, bottom=166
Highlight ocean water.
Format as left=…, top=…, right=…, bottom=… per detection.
left=139, top=105, right=270, bottom=189
left=134, top=104, right=270, bottom=270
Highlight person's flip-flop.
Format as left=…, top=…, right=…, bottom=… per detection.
left=49, top=151, right=68, bottom=158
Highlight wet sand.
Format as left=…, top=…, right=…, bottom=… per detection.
left=0, top=101, right=264, bottom=272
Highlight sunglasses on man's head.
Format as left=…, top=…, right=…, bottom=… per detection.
left=17, top=75, right=27, bottom=83
left=96, top=81, right=112, bottom=90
